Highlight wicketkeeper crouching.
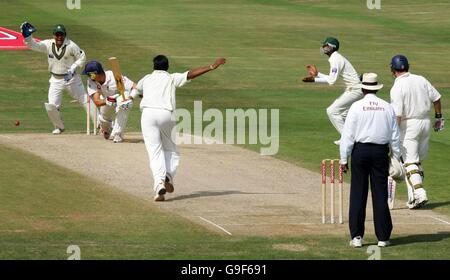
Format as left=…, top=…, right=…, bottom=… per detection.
left=20, top=22, right=96, bottom=134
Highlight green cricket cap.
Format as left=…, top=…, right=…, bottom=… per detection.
left=53, top=24, right=66, bottom=35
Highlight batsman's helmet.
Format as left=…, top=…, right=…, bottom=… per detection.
left=83, top=61, right=104, bottom=79
left=390, top=55, right=409, bottom=72
left=322, top=37, right=340, bottom=51
left=53, top=24, right=66, bottom=36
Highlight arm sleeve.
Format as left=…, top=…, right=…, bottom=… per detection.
left=24, top=37, right=48, bottom=53
left=425, top=79, right=442, bottom=102
left=389, top=107, right=402, bottom=160
left=87, top=80, right=98, bottom=96
left=171, top=71, right=190, bottom=88
left=339, top=106, right=357, bottom=165
left=313, top=60, right=341, bottom=85
left=390, top=86, right=403, bottom=117
left=123, top=76, right=134, bottom=91
left=314, top=72, right=329, bottom=83
left=69, top=43, right=86, bottom=73
left=325, top=59, right=342, bottom=85
left=136, top=76, right=145, bottom=92
left=123, top=76, right=139, bottom=99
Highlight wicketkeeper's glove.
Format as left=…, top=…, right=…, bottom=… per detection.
left=64, top=69, right=74, bottom=82
left=20, top=22, right=36, bottom=38
left=434, top=113, right=445, bottom=132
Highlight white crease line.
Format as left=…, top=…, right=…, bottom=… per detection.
left=428, top=216, right=450, bottom=225
left=219, top=222, right=447, bottom=226
left=0, top=135, right=12, bottom=140
left=199, top=216, right=232, bottom=236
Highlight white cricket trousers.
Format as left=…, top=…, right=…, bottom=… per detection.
left=48, top=74, right=96, bottom=119
left=49, top=74, right=86, bottom=108
left=400, top=118, right=431, bottom=164
left=326, top=88, right=363, bottom=134
left=141, top=108, right=180, bottom=192
left=99, top=101, right=130, bottom=137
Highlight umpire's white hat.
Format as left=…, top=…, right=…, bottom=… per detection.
left=361, top=73, right=383, bottom=91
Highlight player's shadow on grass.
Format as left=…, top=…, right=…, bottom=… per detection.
left=167, top=191, right=295, bottom=201
left=390, top=231, right=450, bottom=246
left=421, top=201, right=450, bottom=210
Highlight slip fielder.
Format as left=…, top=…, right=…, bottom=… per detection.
left=302, top=37, right=363, bottom=145
left=20, top=22, right=96, bottom=134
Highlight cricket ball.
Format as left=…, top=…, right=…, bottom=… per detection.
left=15, top=120, right=20, bottom=126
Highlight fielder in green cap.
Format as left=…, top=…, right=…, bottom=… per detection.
left=301, top=37, right=363, bottom=145
left=53, top=24, right=66, bottom=36
left=20, top=21, right=96, bottom=134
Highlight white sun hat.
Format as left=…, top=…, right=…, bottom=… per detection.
left=361, top=73, right=383, bottom=90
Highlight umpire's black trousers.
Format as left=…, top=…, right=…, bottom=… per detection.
left=349, top=142, right=392, bottom=241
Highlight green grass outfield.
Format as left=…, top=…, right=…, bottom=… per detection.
left=0, top=0, right=449, bottom=259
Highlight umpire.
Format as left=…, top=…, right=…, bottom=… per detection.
left=340, top=73, right=402, bottom=248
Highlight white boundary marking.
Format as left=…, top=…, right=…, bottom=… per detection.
left=199, top=216, right=232, bottom=236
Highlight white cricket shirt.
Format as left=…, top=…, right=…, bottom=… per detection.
left=340, top=94, right=401, bottom=164
left=137, top=70, right=190, bottom=111
left=315, top=51, right=360, bottom=88
left=390, top=72, right=441, bottom=119
left=87, top=70, right=134, bottom=98
left=25, top=36, right=86, bottom=75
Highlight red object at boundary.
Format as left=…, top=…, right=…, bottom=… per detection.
left=0, top=26, right=40, bottom=50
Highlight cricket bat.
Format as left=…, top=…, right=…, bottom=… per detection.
left=108, top=57, right=126, bottom=101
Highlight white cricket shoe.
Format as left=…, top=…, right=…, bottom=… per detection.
left=113, top=134, right=123, bottom=143
left=349, top=236, right=363, bottom=248
left=406, top=188, right=428, bottom=209
left=413, top=188, right=428, bottom=208
left=333, top=140, right=341, bottom=146
left=387, top=176, right=396, bottom=210
left=52, top=128, right=64, bottom=135
left=154, top=183, right=166, bottom=202
left=377, top=240, right=390, bottom=247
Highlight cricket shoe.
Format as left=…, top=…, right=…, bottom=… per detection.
left=349, top=236, right=363, bottom=248
left=113, top=134, right=123, bottom=143
left=52, top=128, right=64, bottom=135
left=154, top=183, right=166, bottom=202
left=411, top=188, right=428, bottom=209
left=377, top=240, right=390, bottom=247
left=333, top=140, right=341, bottom=146
left=164, top=175, right=174, bottom=193
left=387, top=176, right=396, bottom=210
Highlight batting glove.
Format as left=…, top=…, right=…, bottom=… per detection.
left=118, top=99, right=133, bottom=111
left=20, top=22, right=36, bottom=38
left=434, top=113, right=445, bottom=132
left=106, top=94, right=120, bottom=107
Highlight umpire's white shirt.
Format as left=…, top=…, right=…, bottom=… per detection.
left=390, top=72, right=441, bottom=119
left=340, top=94, right=401, bottom=164
left=315, top=51, right=360, bottom=88
left=25, top=36, right=86, bottom=75
left=137, top=70, right=190, bottom=111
